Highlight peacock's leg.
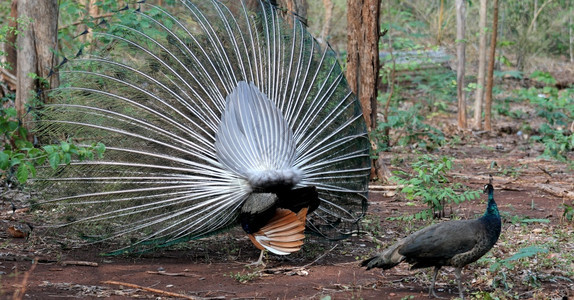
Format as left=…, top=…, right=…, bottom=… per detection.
left=454, top=267, right=465, bottom=299
left=429, top=266, right=444, bottom=298
left=247, top=249, right=266, bottom=267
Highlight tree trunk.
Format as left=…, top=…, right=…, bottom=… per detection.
left=473, top=0, right=488, bottom=130
left=347, top=0, right=380, bottom=132
left=276, top=0, right=308, bottom=25
left=319, top=0, right=334, bottom=43
left=347, top=0, right=380, bottom=179
left=484, top=0, right=499, bottom=131
left=0, top=0, right=18, bottom=91
left=455, top=0, right=467, bottom=129
left=346, top=0, right=361, bottom=105
left=436, top=0, right=445, bottom=44
left=16, top=0, right=59, bottom=134
left=570, top=6, right=573, bottom=63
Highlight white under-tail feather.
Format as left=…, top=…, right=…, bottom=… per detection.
left=33, top=0, right=371, bottom=253
left=215, top=81, right=301, bottom=191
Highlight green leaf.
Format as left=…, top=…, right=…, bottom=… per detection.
left=61, top=141, right=71, bottom=152
left=48, top=152, right=61, bottom=169
left=16, top=163, right=30, bottom=183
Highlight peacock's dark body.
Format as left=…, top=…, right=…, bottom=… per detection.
left=362, top=184, right=501, bottom=299
left=33, top=0, right=371, bottom=257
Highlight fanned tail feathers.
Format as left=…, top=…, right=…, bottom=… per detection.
left=33, top=0, right=370, bottom=253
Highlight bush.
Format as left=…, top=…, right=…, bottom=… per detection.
left=390, top=155, right=480, bottom=220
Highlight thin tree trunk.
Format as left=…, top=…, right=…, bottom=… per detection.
left=319, top=0, right=334, bottom=43
left=484, top=0, right=499, bottom=131
left=16, top=0, right=59, bottom=135
left=277, top=0, right=308, bottom=25
left=0, top=0, right=18, bottom=91
left=570, top=7, right=573, bottom=63
left=436, top=0, right=445, bottom=44
left=473, top=0, right=488, bottom=130
left=346, top=0, right=361, bottom=103
left=455, top=0, right=467, bottom=129
left=359, top=0, right=380, bottom=131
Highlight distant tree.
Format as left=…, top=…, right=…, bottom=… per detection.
left=473, top=0, right=488, bottom=130
left=570, top=4, right=573, bottom=62
left=485, top=0, right=499, bottom=131
left=16, top=0, right=59, bottom=137
left=319, top=0, right=334, bottom=43
left=455, top=0, right=467, bottom=129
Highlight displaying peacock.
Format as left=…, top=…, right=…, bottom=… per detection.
left=362, top=183, right=501, bottom=299
left=33, top=0, right=371, bottom=261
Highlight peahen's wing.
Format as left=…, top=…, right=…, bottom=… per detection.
left=399, top=220, right=480, bottom=261
left=33, top=0, right=370, bottom=253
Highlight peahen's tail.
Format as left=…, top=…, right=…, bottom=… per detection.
left=33, top=0, right=371, bottom=254
left=361, top=241, right=405, bottom=270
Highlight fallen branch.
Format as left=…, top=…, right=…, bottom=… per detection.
left=536, top=184, right=574, bottom=200
left=102, top=280, right=205, bottom=300
left=368, top=185, right=404, bottom=190
left=12, top=257, right=37, bottom=300
left=61, top=261, right=99, bottom=267
left=147, top=270, right=200, bottom=277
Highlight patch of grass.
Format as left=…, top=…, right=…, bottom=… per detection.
left=225, top=270, right=261, bottom=283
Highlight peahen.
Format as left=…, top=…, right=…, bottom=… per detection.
left=33, top=0, right=371, bottom=261
left=362, top=183, right=501, bottom=299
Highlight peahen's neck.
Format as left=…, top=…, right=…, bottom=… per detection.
left=483, top=187, right=499, bottom=218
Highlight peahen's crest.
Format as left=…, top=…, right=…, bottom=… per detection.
left=33, top=0, right=371, bottom=254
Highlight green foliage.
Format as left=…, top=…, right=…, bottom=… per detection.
left=0, top=96, right=105, bottom=185
left=0, top=16, right=31, bottom=70
left=510, top=75, right=574, bottom=163
left=376, top=104, right=445, bottom=152
left=531, top=124, right=573, bottom=163
left=390, top=155, right=480, bottom=220
left=530, top=70, right=557, bottom=86
left=563, top=202, right=574, bottom=223
left=490, top=246, right=548, bottom=290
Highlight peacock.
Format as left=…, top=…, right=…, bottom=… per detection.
left=32, top=0, right=371, bottom=262
left=362, top=183, right=501, bottom=299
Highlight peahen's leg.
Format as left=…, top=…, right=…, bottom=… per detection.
left=429, top=266, right=444, bottom=298
left=454, top=267, right=465, bottom=299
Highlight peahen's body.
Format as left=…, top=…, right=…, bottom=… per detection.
left=362, top=184, right=501, bottom=299
left=34, top=0, right=370, bottom=259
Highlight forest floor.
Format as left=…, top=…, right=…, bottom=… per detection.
left=1, top=76, right=574, bottom=299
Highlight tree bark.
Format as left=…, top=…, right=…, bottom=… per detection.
left=346, top=0, right=361, bottom=104
left=570, top=6, right=573, bottom=63
left=276, top=0, right=308, bottom=25
left=0, top=0, right=18, bottom=91
left=436, top=0, right=445, bottom=44
left=484, top=0, right=499, bottom=131
left=455, top=0, right=467, bottom=129
left=473, top=0, right=488, bottom=130
left=16, top=0, right=59, bottom=134
left=347, top=0, right=380, bottom=131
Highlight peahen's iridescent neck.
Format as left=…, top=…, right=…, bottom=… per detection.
left=483, top=186, right=499, bottom=218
